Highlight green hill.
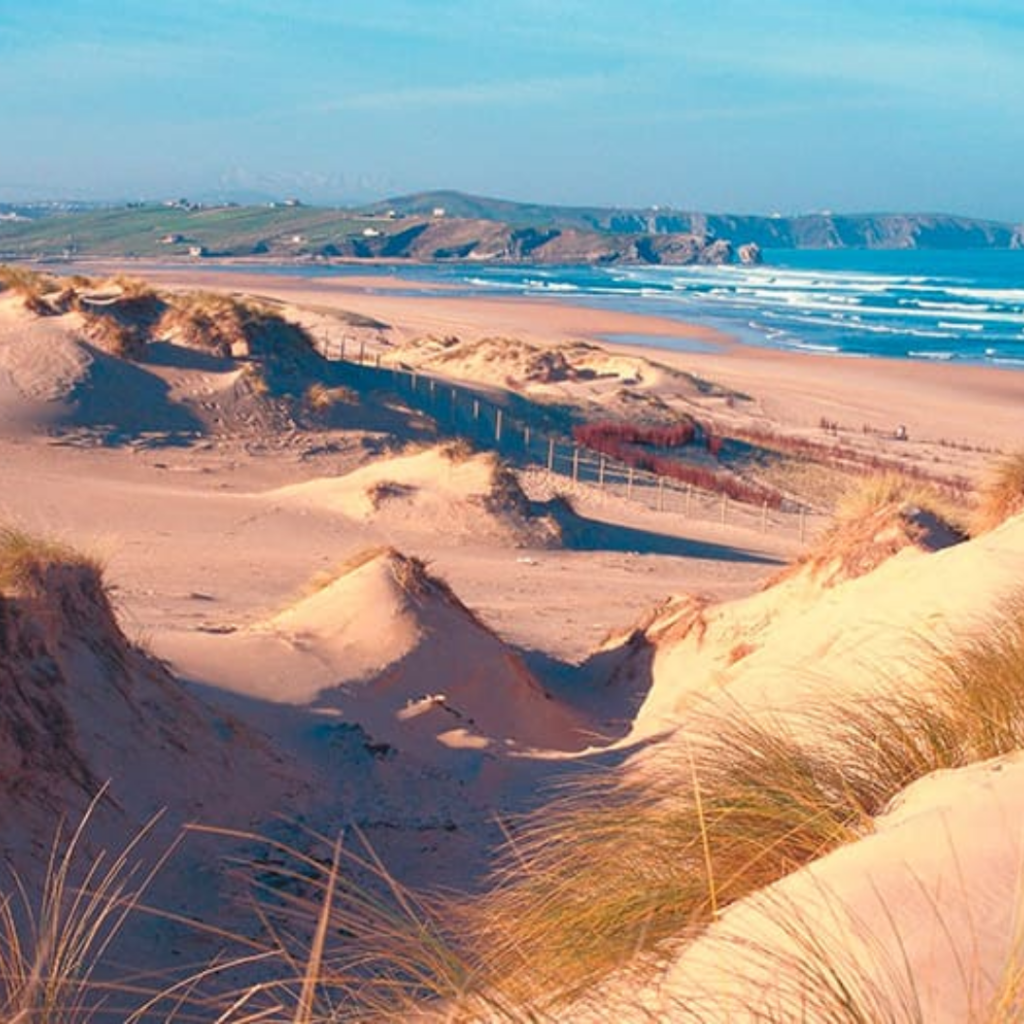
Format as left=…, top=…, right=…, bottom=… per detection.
left=368, top=190, right=1024, bottom=250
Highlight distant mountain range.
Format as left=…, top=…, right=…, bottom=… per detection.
left=1, top=191, right=1021, bottom=264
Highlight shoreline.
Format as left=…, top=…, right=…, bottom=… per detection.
left=53, top=260, right=1024, bottom=454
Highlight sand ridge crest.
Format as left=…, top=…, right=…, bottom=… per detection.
left=2, top=263, right=1024, bottom=1016
left=273, top=443, right=560, bottom=546
left=176, top=544, right=589, bottom=762
left=0, top=533, right=304, bottom=874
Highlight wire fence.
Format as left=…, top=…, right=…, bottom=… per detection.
left=313, top=335, right=826, bottom=542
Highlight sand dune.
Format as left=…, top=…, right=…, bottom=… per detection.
left=623, top=514, right=1024, bottom=741
left=658, top=752, right=1024, bottom=1021
left=274, top=443, right=558, bottom=546
left=0, top=531, right=304, bottom=891
left=3, top=263, right=1024, bottom=1018
left=174, top=546, right=588, bottom=759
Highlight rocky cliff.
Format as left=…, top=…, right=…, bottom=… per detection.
left=371, top=191, right=1024, bottom=251
left=332, top=217, right=733, bottom=265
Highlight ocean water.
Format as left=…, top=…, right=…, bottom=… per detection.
left=214, top=249, right=1024, bottom=368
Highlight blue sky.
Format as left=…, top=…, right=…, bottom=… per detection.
left=2, top=1, right=1023, bottom=219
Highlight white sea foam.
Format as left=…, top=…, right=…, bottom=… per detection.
left=908, top=350, right=956, bottom=361
left=451, top=259, right=1024, bottom=370
left=915, top=300, right=991, bottom=312
left=907, top=329, right=956, bottom=339
left=788, top=340, right=841, bottom=353
left=466, top=277, right=520, bottom=290
left=523, top=279, right=578, bottom=292
left=947, top=287, right=1024, bottom=304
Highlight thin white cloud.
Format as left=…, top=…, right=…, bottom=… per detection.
left=613, top=94, right=898, bottom=126
left=318, top=74, right=612, bottom=113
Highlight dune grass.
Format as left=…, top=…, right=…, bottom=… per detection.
left=0, top=264, right=62, bottom=313
left=461, top=714, right=876, bottom=1007
left=448, top=591, right=1024, bottom=1014
left=0, top=790, right=170, bottom=1024
left=158, top=291, right=317, bottom=366
left=831, top=472, right=962, bottom=525
left=156, top=291, right=254, bottom=357
left=134, top=824, right=493, bottom=1024
left=657, top=886, right=931, bottom=1024
left=1, top=535, right=1023, bottom=1019
left=0, top=526, right=104, bottom=596
left=81, top=582, right=1014, bottom=1021
left=974, top=451, right=1024, bottom=535
left=80, top=311, right=149, bottom=360
left=777, top=472, right=968, bottom=587
left=304, top=381, right=360, bottom=415
left=105, top=275, right=159, bottom=302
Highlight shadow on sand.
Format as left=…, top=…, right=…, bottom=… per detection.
left=543, top=499, right=785, bottom=565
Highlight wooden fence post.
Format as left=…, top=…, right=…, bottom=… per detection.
left=547, top=437, right=555, bottom=473
left=495, top=408, right=503, bottom=443
left=473, top=398, right=480, bottom=421
left=524, top=424, right=531, bottom=449
left=358, top=340, right=366, bottom=364
left=598, top=456, right=606, bottom=490
left=572, top=446, right=580, bottom=483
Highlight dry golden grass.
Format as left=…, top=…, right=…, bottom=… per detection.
left=441, top=438, right=477, bottom=463
left=76, top=280, right=166, bottom=360
left=759, top=457, right=854, bottom=509
left=0, top=791, right=171, bottom=1024
left=304, top=382, right=360, bottom=414
left=0, top=526, right=104, bottom=597
left=463, top=712, right=875, bottom=1008
left=447, top=592, right=1024, bottom=1013
left=80, top=311, right=149, bottom=360
left=974, top=451, right=1024, bottom=535
left=157, top=291, right=253, bottom=357
left=105, top=275, right=159, bottom=302
left=240, top=361, right=271, bottom=396
left=778, top=472, right=968, bottom=588
left=0, top=264, right=63, bottom=314
left=0, top=584, right=1021, bottom=1021
left=659, top=886, right=930, bottom=1024
left=141, top=824, right=492, bottom=1024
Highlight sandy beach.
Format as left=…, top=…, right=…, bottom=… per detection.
left=2, top=260, right=1024, bottom=1018
left=92, top=261, right=1024, bottom=453
left=5, top=261, right=1020, bottom=677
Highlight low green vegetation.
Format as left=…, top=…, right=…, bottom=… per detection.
left=0, top=204, right=389, bottom=258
